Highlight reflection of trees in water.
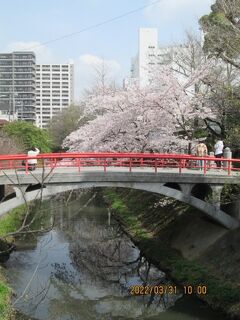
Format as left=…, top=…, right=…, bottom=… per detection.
left=52, top=262, right=80, bottom=286
left=68, top=217, right=141, bottom=283
left=50, top=214, right=180, bottom=315
left=13, top=195, right=180, bottom=319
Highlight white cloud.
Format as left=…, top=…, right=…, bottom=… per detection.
left=79, top=54, right=121, bottom=77
left=6, top=41, right=55, bottom=64
left=74, top=54, right=121, bottom=99
left=145, top=0, right=215, bottom=43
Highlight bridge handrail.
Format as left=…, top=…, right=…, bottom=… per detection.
left=0, top=152, right=238, bottom=161
left=0, top=152, right=238, bottom=175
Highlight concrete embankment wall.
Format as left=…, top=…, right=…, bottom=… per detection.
left=103, top=187, right=240, bottom=319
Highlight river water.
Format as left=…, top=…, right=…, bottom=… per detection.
left=4, top=191, right=227, bottom=320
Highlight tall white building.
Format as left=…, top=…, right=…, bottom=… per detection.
left=36, top=64, right=74, bottom=128
left=125, top=28, right=176, bottom=88
left=138, top=28, right=158, bottom=87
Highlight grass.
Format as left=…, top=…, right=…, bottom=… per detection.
left=0, top=205, right=26, bottom=238
left=0, top=271, right=11, bottom=320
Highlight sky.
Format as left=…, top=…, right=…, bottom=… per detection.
left=0, top=0, right=215, bottom=100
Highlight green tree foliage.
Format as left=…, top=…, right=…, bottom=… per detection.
left=3, top=121, right=51, bottom=153
left=222, top=86, right=240, bottom=150
left=203, top=65, right=240, bottom=151
left=200, top=0, right=240, bottom=68
left=47, top=104, right=87, bottom=151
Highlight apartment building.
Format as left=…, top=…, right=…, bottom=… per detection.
left=36, top=64, right=74, bottom=128
left=0, top=52, right=36, bottom=122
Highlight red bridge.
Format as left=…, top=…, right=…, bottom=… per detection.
left=0, top=152, right=239, bottom=230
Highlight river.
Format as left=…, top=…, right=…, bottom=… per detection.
left=4, top=191, right=227, bottom=320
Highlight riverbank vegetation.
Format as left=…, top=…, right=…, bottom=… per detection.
left=0, top=205, right=26, bottom=320
left=104, top=188, right=240, bottom=319
left=0, top=200, right=53, bottom=320
left=0, top=205, right=26, bottom=240
left=0, top=270, right=11, bottom=320
left=3, top=121, right=51, bottom=153
left=47, top=104, right=89, bottom=151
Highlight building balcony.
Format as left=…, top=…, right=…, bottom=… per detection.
left=0, top=70, right=13, bottom=73
left=13, top=84, right=36, bottom=87
left=13, top=72, right=36, bottom=76
left=0, top=56, right=12, bottom=60
left=13, top=57, right=35, bottom=61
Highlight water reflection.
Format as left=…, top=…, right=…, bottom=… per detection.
left=4, top=194, right=227, bottom=320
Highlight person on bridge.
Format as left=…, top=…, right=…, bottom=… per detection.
left=214, top=140, right=224, bottom=168
left=195, top=140, right=208, bottom=170
left=27, top=147, right=40, bottom=171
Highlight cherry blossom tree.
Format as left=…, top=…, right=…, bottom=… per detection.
left=63, top=65, right=215, bottom=153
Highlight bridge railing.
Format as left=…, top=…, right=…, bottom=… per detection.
left=0, top=152, right=239, bottom=175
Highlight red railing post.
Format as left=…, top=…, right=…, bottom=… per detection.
left=25, top=159, right=28, bottom=174
left=155, top=159, right=157, bottom=173
left=77, top=158, right=80, bottom=172
left=203, top=159, right=207, bottom=175
left=129, top=158, right=132, bottom=172
left=104, top=158, right=107, bottom=173
left=179, top=159, right=182, bottom=174
left=228, top=160, right=231, bottom=176
left=50, top=158, right=53, bottom=169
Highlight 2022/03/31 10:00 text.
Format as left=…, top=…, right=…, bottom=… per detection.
left=128, top=285, right=207, bottom=295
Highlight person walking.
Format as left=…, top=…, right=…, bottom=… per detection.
left=27, top=147, right=40, bottom=171
left=195, top=140, right=208, bottom=170
left=214, top=140, right=224, bottom=168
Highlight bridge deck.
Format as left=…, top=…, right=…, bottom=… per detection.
left=0, top=165, right=239, bottom=230
left=0, top=166, right=239, bottom=185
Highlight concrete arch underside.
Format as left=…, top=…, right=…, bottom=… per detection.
left=0, top=181, right=238, bottom=230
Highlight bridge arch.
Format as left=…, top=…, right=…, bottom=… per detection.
left=191, top=183, right=212, bottom=201
left=163, top=183, right=181, bottom=191
left=1, top=182, right=236, bottom=230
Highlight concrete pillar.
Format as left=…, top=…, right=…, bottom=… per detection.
left=0, top=185, right=4, bottom=201
left=13, top=186, right=28, bottom=200
left=223, top=147, right=232, bottom=169
left=180, top=184, right=193, bottom=197
left=209, top=151, right=215, bottom=169
left=231, top=200, right=240, bottom=220
left=210, top=185, right=223, bottom=208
